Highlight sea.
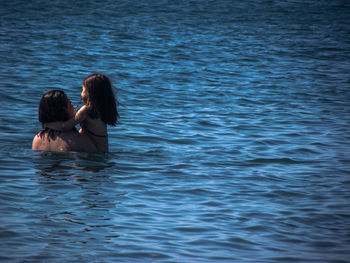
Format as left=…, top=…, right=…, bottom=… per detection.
left=0, top=0, right=350, bottom=262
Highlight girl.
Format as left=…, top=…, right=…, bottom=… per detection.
left=46, top=73, right=119, bottom=152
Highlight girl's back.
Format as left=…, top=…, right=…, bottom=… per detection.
left=81, top=116, right=109, bottom=153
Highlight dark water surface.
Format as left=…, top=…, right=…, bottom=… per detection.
left=1, top=0, right=350, bottom=262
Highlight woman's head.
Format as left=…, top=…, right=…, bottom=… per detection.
left=39, top=90, right=74, bottom=125
left=82, top=73, right=118, bottom=126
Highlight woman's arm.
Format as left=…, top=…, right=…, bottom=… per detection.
left=45, top=118, right=75, bottom=131
left=45, top=106, right=89, bottom=131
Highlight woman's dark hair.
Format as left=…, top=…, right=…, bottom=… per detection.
left=39, top=90, right=71, bottom=125
left=83, top=73, right=119, bottom=126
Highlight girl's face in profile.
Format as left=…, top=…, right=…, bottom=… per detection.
left=81, top=85, right=88, bottom=104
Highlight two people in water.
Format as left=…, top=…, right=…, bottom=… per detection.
left=32, top=73, right=119, bottom=153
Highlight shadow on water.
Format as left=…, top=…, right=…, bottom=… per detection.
left=32, top=151, right=117, bottom=179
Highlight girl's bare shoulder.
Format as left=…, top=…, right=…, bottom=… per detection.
left=75, top=105, right=90, bottom=123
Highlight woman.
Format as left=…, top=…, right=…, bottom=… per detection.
left=32, top=90, right=97, bottom=152
left=44, top=73, right=119, bottom=152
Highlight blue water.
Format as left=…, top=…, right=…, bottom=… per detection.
left=1, top=0, right=350, bottom=262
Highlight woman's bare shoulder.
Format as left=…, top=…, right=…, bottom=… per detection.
left=32, top=134, right=42, bottom=150
left=32, top=130, right=96, bottom=153
left=32, top=132, right=69, bottom=152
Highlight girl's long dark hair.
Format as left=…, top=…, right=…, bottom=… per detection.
left=83, top=73, right=119, bottom=126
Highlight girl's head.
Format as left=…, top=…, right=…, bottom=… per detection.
left=39, top=90, right=74, bottom=125
left=82, top=73, right=118, bottom=126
